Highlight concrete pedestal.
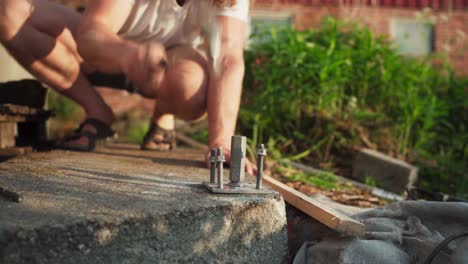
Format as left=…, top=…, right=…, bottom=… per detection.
left=0, top=143, right=287, bottom=263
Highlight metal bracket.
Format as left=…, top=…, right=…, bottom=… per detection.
left=202, top=182, right=272, bottom=194
left=203, top=136, right=272, bottom=195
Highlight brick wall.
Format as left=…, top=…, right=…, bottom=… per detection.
left=254, top=0, right=467, bottom=10
left=253, top=2, right=468, bottom=76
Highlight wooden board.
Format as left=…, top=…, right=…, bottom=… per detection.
left=0, top=104, right=40, bottom=115
left=0, top=104, right=53, bottom=123
left=0, top=123, right=16, bottom=149
left=0, top=114, right=26, bottom=122
left=0, top=147, right=32, bottom=157
left=263, top=176, right=365, bottom=236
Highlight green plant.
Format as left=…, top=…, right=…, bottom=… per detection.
left=290, top=171, right=337, bottom=190
left=240, top=17, right=467, bottom=197
left=125, top=121, right=149, bottom=144
left=47, top=90, right=80, bottom=119
left=190, top=128, right=209, bottom=145
left=364, top=176, right=378, bottom=187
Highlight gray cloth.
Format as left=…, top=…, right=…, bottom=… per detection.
left=294, top=201, right=468, bottom=264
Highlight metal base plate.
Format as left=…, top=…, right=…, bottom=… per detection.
left=202, top=182, right=273, bottom=195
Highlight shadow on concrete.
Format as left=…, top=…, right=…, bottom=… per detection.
left=1, top=143, right=288, bottom=262
left=93, top=149, right=206, bottom=169
left=2, top=200, right=287, bottom=263
left=1, top=167, right=288, bottom=263
left=62, top=167, right=205, bottom=191
left=0, top=156, right=15, bottom=163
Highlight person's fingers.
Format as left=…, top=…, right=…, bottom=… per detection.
left=143, top=43, right=167, bottom=90
left=204, top=149, right=230, bottom=168
left=146, top=46, right=167, bottom=72
left=204, top=151, right=211, bottom=168
left=245, top=162, right=254, bottom=176
left=205, top=149, right=258, bottom=176
left=245, top=159, right=258, bottom=176
left=126, top=45, right=148, bottom=89
left=252, top=163, right=258, bottom=176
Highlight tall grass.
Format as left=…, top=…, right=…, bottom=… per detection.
left=239, top=17, right=467, bottom=197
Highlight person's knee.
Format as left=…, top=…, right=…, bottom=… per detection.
left=53, top=59, right=81, bottom=90
left=0, top=0, right=32, bottom=42
left=160, top=60, right=207, bottom=120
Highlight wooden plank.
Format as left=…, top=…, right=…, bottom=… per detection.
left=0, top=104, right=40, bottom=115
left=0, top=112, right=51, bottom=123
left=0, top=123, right=16, bottom=149
left=263, top=176, right=365, bottom=236
left=0, top=115, right=26, bottom=122
left=0, top=147, right=32, bottom=157
left=0, top=103, right=53, bottom=123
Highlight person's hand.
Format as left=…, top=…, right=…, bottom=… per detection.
left=204, top=146, right=257, bottom=176
left=122, top=42, right=168, bottom=94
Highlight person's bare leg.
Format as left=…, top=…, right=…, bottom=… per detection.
left=141, top=111, right=175, bottom=151
left=0, top=0, right=113, bottom=146
left=139, top=46, right=208, bottom=150
left=155, top=114, right=175, bottom=130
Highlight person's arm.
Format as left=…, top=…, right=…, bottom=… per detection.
left=76, top=0, right=166, bottom=89
left=207, top=16, right=257, bottom=174
left=76, top=0, right=134, bottom=73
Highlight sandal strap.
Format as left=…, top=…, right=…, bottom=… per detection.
left=75, top=118, right=114, bottom=139
left=65, top=130, right=98, bottom=151
left=58, top=118, right=113, bottom=152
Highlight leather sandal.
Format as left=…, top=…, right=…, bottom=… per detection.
left=57, top=118, right=114, bottom=152
left=141, top=123, right=176, bottom=151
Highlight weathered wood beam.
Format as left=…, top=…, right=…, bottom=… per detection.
left=263, top=176, right=365, bottom=236
left=0, top=123, right=16, bottom=149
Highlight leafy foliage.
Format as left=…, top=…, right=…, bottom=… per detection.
left=239, top=17, right=468, bottom=197
left=125, top=121, right=149, bottom=144
left=290, top=171, right=338, bottom=190
left=47, top=90, right=80, bottom=119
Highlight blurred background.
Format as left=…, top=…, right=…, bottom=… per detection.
left=0, top=0, right=466, bottom=202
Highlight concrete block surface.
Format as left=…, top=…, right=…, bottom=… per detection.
left=0, top=143, right=287, bottom=263
left=352, top=148, right=418, bottom=194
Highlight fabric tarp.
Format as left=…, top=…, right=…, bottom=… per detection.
left=293, top=201, right=468, bottom=264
